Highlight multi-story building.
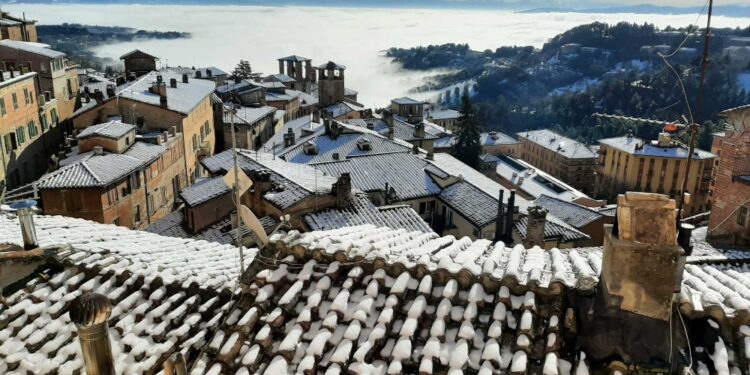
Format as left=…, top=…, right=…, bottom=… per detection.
left=517, top=129, right=598, bottom=195
left=0, top=71, right=42, bottom=190
left=428, top=108, right=461, bottom=131
left=222, top=105, right=277, bottom=150
left=36, top=121, right=187, bottom=229
left=71, top=71, right=216, bottom=183
left=596, top=132, right=716, bottom=217
left=708, top=105, right=750, bottom=244
left=0, top=40, right=79, bottom=123
left=0, top=12, right=37, bottom=42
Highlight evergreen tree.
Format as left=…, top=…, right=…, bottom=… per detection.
left=232, top=60, right=253, bottom=79
left=698, top=121, right=714, bottom=151
left=454, top=94, right=482, bottom=169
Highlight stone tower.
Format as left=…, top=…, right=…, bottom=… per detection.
left=317, top=61, right=346, bottom=107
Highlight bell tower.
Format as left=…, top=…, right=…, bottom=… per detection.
left=317, top=61, right=346, bottom=107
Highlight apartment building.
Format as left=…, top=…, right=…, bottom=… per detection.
left=72, top=71, right=216, bottom=183
left=0, top=70, right=63, bottom=190
left=596, top=132, right=716, bottom=217
left=0, top=40, right=79, bottom=123
left=517, top=129, right=598, bottom=195
left=37, top=121, right=186, bottom=229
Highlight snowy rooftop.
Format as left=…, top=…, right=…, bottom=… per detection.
left=1, top=213, right=749, bottom=373
left=305, top=194, right=433, bottom=234
left=599, top=136, right=716, bottom=160
left=117, top=71, right=216, bottom=115
left=429, top=109, right=461, bottom=121
left=493, top=154, right=589, bottom=202
left=517, top=129, right=597, bottom=159
left=225, top=105, right=277, bottom=126
left=0, top=39, right=66, bottom=59
left=480, top=131, right=519, bottom=146
left=76, top=120, right=135, bottom=140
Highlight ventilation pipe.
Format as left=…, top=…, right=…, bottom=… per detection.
left=69, top=293, right=115, bottom=375
left=10, top=200, right=38, bottom=250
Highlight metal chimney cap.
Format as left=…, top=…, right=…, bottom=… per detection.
left=70, top=293, right=113, bottom=327
left=9, top=199, right=37, bottom=211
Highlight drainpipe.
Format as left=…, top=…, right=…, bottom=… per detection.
left=494, top=189, right=505, bottom=242
left=505, top=190, right=516, bottom=244
left=69, top=293, right=115, bottom=375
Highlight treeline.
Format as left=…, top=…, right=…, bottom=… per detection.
left=37, top=23, right=190, bottom=71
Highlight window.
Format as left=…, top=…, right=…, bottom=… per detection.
left=192, top=134, right=199, bottom=151
left=132, top=171, right=142, bottom=189
left=107, top=188, right=118, bottom=205
left=419, top=202, right=426, bottom=214
left=147, top=194, right=155, bottom=216
left=30, top=121, right=39, bottom=138
left=11, top=93, right=18, bottom=110
left=40, top=114, right=48, bottom=130
left=0, top=98, right=6, bottom=116
left=23, top=88, right=30, bottom=105
left=50, top=109, right=58, bottom=125
left=66, top=79, right=73, bottom=98
left=738, top=206, right=748, bottom=226
left=134, top=205, right=141, bottom=224
left=15, top=126, right=25, bottom=145
left=112, top=217, right=120, bottom=226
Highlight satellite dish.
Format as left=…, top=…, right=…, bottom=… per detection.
left=239, top=204, right=269, bottom=246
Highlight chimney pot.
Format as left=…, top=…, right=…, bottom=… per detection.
left=10, top=199, right=38, bottom=250
left=70, top=293, right=116, bottom=375
left=170, top=126, right=178, bottom=136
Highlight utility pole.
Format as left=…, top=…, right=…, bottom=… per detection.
left=676, top=0, right=713, bottom=222
left=226, top=101, right=245, bottom=274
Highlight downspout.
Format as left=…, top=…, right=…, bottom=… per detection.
left=142, top=166, right=151, bottom=226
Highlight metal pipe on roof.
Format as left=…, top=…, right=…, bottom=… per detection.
left=10, top=199, right=37, bottom=250
left=69, top=293, right=115, bottom=375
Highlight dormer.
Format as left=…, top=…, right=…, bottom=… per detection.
left=77, top=120, right=137, bottom=154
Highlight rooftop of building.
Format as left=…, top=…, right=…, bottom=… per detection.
left=492, top=154, right=589, bottom=202
left=480, top=131, right=519, bottom=146
left=323, top=101, right=364, bottom=118
left=119, top=49, right=159, bottom=60
left=145, top=209, right=278, bottom=245
left=598, top=135, right=716, bottom=160
left=263, top=115, right=323, bottom=153
left=0, top=40, right=65, bottom=59
left=267, top=73, right=296, bottom=83
left=428, top=109, right=461, bottom=121
left=163, top=65, right=228, bottom=77
left=180, top=176, right=232, bottom=207
left=0, top=212, right=745, bottom=373
left=224, top=105, right=277, bottom=126
left=317, top=61, right=346, bottom=70
left=116, top=71, right=216, bottom=115
left=305, top=193, right=433, bottom=234
left=517, top=129, right=597, bottom=159
left=392, top=96, right=423, bottom=105
left=533, top=195, right=605, bottom=228
left=278, top=55, right=311, bottom=62
left=201, top=150, right=337, bottom=209
left=36, top=142, right=166, bottom=190
left=76, top=120, right=135, bottom=140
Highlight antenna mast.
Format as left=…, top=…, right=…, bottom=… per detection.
left=676, top=0, right=713, bottom=222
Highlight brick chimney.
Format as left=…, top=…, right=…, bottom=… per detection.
left=579, top=192, right=686, bottom=366
left=333, top=173, right=353, bottom=209
left=69, top=293, right=115, bottom=375
left=249, top=169, right=273, bottom=215
left=283, top=128, right=296, bottom=147
left=523, top=206, right=547, bottom=248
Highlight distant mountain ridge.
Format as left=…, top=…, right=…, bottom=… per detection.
left=5, top=0, right=750, bottom=16
left=518, top=4, right=750, bottom=17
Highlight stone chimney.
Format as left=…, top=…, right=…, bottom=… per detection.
left=10, top=200, right=37, bottom=250
left=283, top=128, right=296, bottom=147
left=412, top=144, right=419, bottom=154
left=414, top=122, right=426, bottom=138
left=387, top=125, right=395, bottom=140
left=333, top=173, right=353, bottom=209
left=249, top=169, right=273, bottom=215
left=523, top=206, right=547, bottom=248
left=579, top=192, right=685, bottom=366
left=69, top=293, right=115, bottom=375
